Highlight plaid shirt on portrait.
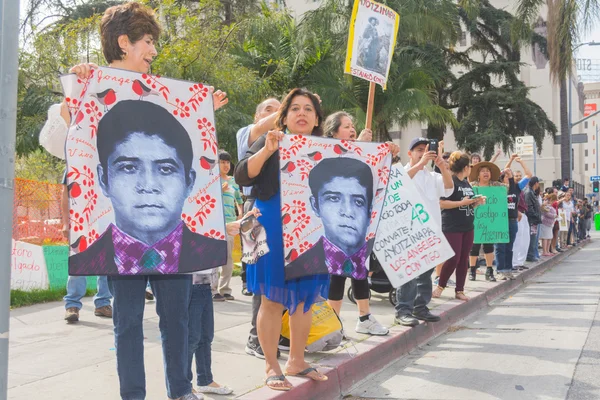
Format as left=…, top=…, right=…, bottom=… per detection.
left=322, top=236, right=368, bottom=280
left=112, top=222, right=183, bottom=275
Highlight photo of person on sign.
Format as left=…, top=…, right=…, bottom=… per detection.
left=69, top=100, right=227, bottom=275
left=285, top=157, right=374, bottom=281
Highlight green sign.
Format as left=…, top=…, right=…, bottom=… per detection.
left=42, top=245, right=97, bottom=290
left=472, top=186, right=509, bottom=244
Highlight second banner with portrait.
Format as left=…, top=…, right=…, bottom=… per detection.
left=279, top=135, right=391, bottom=281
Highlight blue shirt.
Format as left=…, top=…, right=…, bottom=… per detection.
left=236, top=124, right=254, bottom=197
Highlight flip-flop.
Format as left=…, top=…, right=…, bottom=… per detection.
left=265, top=375, right=292, bottom=391
left=285, top=367, right=328, bottom=381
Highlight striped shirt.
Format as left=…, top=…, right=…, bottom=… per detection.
left=222, top=176, right=243, bottom=223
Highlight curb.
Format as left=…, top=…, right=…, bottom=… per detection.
left=238, top=241, right=589, bottom=400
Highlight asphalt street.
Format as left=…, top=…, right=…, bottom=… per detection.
left=349, top=232, right=600, bottom=400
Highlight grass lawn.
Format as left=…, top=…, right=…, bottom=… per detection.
left=10, top=288, right=95, bottom=308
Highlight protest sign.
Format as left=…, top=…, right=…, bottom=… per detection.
left=43, top=245, right=69, bottom=290
left=372, top=165, right=455, bottom=288
left=279, top=135, right=391, bottom=280
left=11, top=240, right=48, bottom=291
left=472, top=186, right=509, bottom=244
left=558, top=209, right=568, bottom=231
left=61, top=67, right=227, bottom=276
left=345, top=0, right=400, bottom=90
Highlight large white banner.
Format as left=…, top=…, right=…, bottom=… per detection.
left=373, top=165, right=454, bottom=288
left=279, top=135, right=391, bottom=280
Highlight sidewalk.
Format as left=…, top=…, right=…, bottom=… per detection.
left=7, top=239, right=592, bottom=400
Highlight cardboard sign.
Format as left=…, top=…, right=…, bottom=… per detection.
left=472, top=186, right=509, bottom=244
left=558, top=209, right=568, bottom=231
left=61, top=67, right=227, bottom=276
left=372, top=165, right=455, bottom=288
left=279, top=135, right=391, bottom=280
left=344, top=0, right=400, bottom=89
left=43, top=245, right=69, bottom=290
left=11, top=240, right=49, bottom=291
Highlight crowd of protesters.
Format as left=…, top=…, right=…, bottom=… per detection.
left=37, top=2, right=597, bottom=399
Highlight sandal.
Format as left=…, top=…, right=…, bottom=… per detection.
left=432, top=286, right=444, bottom=298
left=265, top=375, right=292, bottom=391
left=455, top=291, right=470, bottom=301
left=284, top=367, right=328, bottom=382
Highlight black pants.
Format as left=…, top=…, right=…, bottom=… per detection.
left=328, top=275, right=370, bottom=301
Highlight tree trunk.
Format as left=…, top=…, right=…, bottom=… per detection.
left=427, top=125, right=444, bottom=141
left=559, top=78, right=570, bottom=181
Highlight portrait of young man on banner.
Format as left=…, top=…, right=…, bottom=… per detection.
left=344, top=0, right=400, bottom=89
left=61, top=67, right=227, bottom=276
left=279, top=135, right=391, bottom=281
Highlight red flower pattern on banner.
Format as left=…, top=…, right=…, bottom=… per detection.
left=141, top=73, right=170, bottom=101
left=292, top=213, right=311, bottom=239
left=370, top=211, right=378, bottom=225
left=282, top=200, right=307, bottom=215
left=194, top=195, right=217, bottom=224
left=288, top=135, right=308, bottom=155
left=83, top=101, right=103, bottom=138
left=186, top=83, right=209, bottom=112
left=283, top=232, right=295, bottom=248
left=280, top=147, right=292, bottom=161
left=338, top=140, right=363, bottom=156
left=378, top=165, right=390, bottom=185
left=69, top=209, right=85, bottom=233
left=296, top=159, right=312, bottom=181
left=203, top=229, right=225, bottom=240
left=198, top=118, right=217, bottom=155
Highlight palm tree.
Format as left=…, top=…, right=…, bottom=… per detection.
left=515, top=0, right=600, bottom=180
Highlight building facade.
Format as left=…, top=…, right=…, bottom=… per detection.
left=284, top=0, right=592, bottom=191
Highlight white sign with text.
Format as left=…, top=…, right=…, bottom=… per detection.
left=373, top=165, right=455, bottom=288
left=11, top=240, right=49, bottom=291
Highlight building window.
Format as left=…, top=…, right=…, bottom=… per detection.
left=585, top=121, right=588, bottom=129
left=585, top=149, right=589, bottom=157
left=585, top=163, right=589, bottom=171
left=459, top=31, right=467, bottom=46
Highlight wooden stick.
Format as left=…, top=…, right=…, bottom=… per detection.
left=365, top=82, right=376, bottom=130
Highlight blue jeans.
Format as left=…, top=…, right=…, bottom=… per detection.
left=495, top=219, right=518, bottom=272
left=64, top=276, right=111, bottom=309
left=395, top=268, right=434, bottom=317
left=108, top=275, right=193, bottom=400
left=534, top=226, right=541, bottom=259
left=527, top=225, right=539, bottom=261
left=188, top=284, right=214, bottom=387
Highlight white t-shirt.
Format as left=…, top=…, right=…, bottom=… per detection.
left=404, top=163, right=454, bottom=228
left=236, top=124, right=255, bottom=197
left=562, top=200, right=574, bottom=221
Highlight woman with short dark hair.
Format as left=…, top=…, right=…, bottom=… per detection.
left=39, top=3, right=227, bottom=399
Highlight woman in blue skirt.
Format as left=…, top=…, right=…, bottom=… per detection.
left=234, top=88, right=330, bottom=391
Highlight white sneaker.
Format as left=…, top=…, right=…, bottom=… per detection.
left=196, top=384, right=233, bottom=395
left=355, top=315, right=389, bottom=336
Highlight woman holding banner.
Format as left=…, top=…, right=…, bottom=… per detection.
left=434, top=152, right=485, bottom=301
left=234, top=88, right=330, bottom=391
left=57, top=4, right=228, bottom=399
left=497, top=155, right=531, bottom=280
left=322, top=111, right=389, bottom=336
left=468, top=162, right=504, bottom=282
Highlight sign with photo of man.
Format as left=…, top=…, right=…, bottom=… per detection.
left=61, top=67, right=227, bottom=276
left=344, top=0, right=400, bottom=89
left=279, top=135, right=391, bottom=280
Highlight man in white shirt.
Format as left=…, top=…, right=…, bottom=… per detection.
left=394, top=138, right=454, bottom=327
left=235, top=98, right=283, bottom=359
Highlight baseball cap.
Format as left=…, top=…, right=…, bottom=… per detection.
left=409, top=137, right=430, bottom=150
